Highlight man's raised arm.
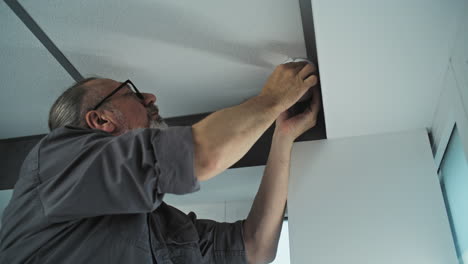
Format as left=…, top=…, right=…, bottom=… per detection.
left=192, top=62, right=317, bottom=181
left=243, top=87, right=321, bottom=263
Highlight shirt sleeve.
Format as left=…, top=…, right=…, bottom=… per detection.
left=37, top=126, right=199, bottom=222
left=191, top=214, right=248, bottom=264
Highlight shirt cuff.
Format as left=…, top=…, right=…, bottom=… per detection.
left=153, top=126, right=200, bottom=195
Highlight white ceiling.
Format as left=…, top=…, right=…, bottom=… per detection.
left=312, top=0, right=467, bottom=139
left=0, top=1, right=74, bottom=139
left=2, top=0, right=464, bottom=140
left=15, top=0, right=306, bottom=124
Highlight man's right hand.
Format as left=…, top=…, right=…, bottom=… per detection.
left=259, top=62, right=318, bottom=111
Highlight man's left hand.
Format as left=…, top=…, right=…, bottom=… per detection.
left=274, top=87, right=321, bottom=142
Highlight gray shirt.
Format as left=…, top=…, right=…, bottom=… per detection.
left=0, top=126, right=247, bottom=263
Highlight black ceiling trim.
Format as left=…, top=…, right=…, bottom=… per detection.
left=299, top=0, right=319, bottom=63
left=0, top=110, right=326, bottom=190
left=4, top=0, right=83, bottom=82
left=0, top=133, right=46, bottom=143
left=0, top=134, right=47, bottom=190
left=298, top=0, right=327, bottom=139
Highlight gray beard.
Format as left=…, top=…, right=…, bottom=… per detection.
left=149, top=118, right=168, bottom=129
left=112, top=107, right=168, bottom=134
left=146, top=104, right=168, bottom=129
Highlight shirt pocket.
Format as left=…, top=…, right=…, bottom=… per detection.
left=114, top=214, right=150, bottom=252
left=166, top=216, right=204, bottom=263
left=151, top=204, right=204, bottom=263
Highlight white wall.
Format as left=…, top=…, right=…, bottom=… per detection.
left=164, top=165, right=264, bottom=222
left=431, top=64, right=468, bottom=169
left=170, top=200, right=253, bottom=222
left=449, top=6, right=468, bottom=115
left=431, top=4, right=468, bottom=168
left=288, top=129, right=457, bottom=264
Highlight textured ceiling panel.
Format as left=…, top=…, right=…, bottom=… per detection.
left=20, top=0, right=307, bottom=118
left=0, top=2, right=74, bottom=139
left=311, top=0, right=466, bottom=139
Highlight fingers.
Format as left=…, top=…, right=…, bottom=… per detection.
left=266, top=61, right=319, bottom=111
left=303, top=75, right=318, bottom=88
left=298, top=63, right=316, bottom=80
left=309, top=88, right=321, bottom=118
left=277, top=61, right=317, bottom=81
left=299, top=88, right=321, bottom=129
left=295, top=88, right=321, bottom=119
left=280, top=61, right=309, bottom=76
left=298, top=63, right=318, bottom=90
left=280, top=61, right=318, bottom=88
left=283, top=61, right=308, bottom=69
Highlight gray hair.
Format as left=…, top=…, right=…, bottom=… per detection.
left=48, top=77, right=102, bottom=131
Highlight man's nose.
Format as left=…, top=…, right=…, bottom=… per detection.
left=142, top=93, right=156, bottom=106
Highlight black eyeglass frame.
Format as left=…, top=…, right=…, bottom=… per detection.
left=92, top=79, right=144, bottom=110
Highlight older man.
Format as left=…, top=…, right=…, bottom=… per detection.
left=0, top=62, right=319, bottom=263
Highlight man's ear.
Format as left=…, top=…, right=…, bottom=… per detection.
left=85, top=110, right=116, bottom=133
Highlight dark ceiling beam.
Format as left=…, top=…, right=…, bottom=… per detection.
left=4, top=0, right=83, bottom=82
left=298, top=0, right=327, bottom=139
left=0, top=108, right=326, bottom=190
left=0, top=134, right=46, bottom=190
left=299, top=0, right=319, bottom=63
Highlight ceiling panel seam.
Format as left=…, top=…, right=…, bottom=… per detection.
left=4, top=0, right=83, bottom=82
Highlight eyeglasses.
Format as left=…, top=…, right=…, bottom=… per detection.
left=92, top=79, right=144, bottom=110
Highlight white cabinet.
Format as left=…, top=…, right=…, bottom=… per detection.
left=287, top=130, right=457, bottom=264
